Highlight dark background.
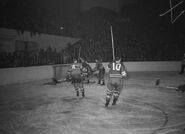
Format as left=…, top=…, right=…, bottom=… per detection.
left=0, top=0, right=185, bottom=67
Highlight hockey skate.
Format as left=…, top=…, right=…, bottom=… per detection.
left=101, top=81, right=105, bottom=86
left=76, top=91, right=79, bottom=97
left=82, top=91, right=85, bottom=97
left=75, top=89, right=79, bottom=97
left=80, top=88, right=85, bottom=98
left=97, top=80, right=101, bottom=85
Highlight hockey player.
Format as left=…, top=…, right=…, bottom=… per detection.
left=79, top=57, right=93, bottom=83
left=68, top=58, right=85, bottom=97
left=105, top=56, right=127, bottom=107
left=94, top=58, right=105, bottom=85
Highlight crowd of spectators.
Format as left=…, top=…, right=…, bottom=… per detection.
left=63, top=7, right=184, bottom=62
left=0, top=47, right=70, bottom=68
left=0, top=6, right=185, bottom=68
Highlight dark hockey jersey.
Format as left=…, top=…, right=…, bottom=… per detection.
left=68, top=63, right=82, bottom=76
left=108, top=62, right=126, bottom=78
left=94, top=61, right=104, bottom=71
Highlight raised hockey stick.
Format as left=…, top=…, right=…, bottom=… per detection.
left=108, top=22, right=115, bottom=60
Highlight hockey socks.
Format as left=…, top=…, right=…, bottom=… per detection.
left=75, top=88, right=79, bottom=97
left=112, top=97, right=118, bottom=105
left=112, top=92, right=119, bottom=105
left=105, top=95, right=111, bottom=107
left=80, top=88, right=85, bottom=97
left=82, top=91, right=85, bottom=97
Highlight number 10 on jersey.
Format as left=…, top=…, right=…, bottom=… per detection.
left=112, top=63, right=121, bottom=71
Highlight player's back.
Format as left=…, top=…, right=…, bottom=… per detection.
left=82, top=62, right=92, bottom=72
left=108, top=62, right=125, bottom=78
left=70, top=63, right=82, bottom=76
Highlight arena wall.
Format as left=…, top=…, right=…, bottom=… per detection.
left=0, top=61, right=181, bottom=85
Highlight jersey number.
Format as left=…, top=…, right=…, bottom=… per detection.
left=112, top=63, right=121, bottom=71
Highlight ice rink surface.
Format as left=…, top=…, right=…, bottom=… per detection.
left=0, top=72, right=185, bottom=134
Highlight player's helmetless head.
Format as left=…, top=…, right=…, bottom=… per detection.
left=115, top=56, right=121, bottom=63
left=73, top=59, right=77, bottom=63
left=95, top=56, right=101, bottom=62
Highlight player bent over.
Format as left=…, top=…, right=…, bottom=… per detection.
left=68, top=59, right=85, bottom=98
left=105, top=57, right=127, bottom=107
left=79, top=57, right=93, bottom=83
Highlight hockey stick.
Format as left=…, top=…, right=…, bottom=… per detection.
left=43, top=78, right=68, bottom=85
left=165, top=85, right=185, bottom=93
left=52, top=77, right=72, bottom=84
left=156, top=83, right=185, bottom=93
left=52, top=78, right=67, bottom=84
left=165, top=86, right=178, bottom=89
left=108, top=22, right=115, bottom=60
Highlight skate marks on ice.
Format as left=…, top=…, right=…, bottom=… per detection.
left=1, top=85, right=185, bottom=133
left=0, top=96, right=105, bottom=134
left=121, top=97, right=185, bottom=134
left=0, top=96, right=83, bottom=134
left=0, top=97, right=185, bottom=134
left=0, top=95, right=169, bottom=134
left=122, top=83, right=185, bottom=134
